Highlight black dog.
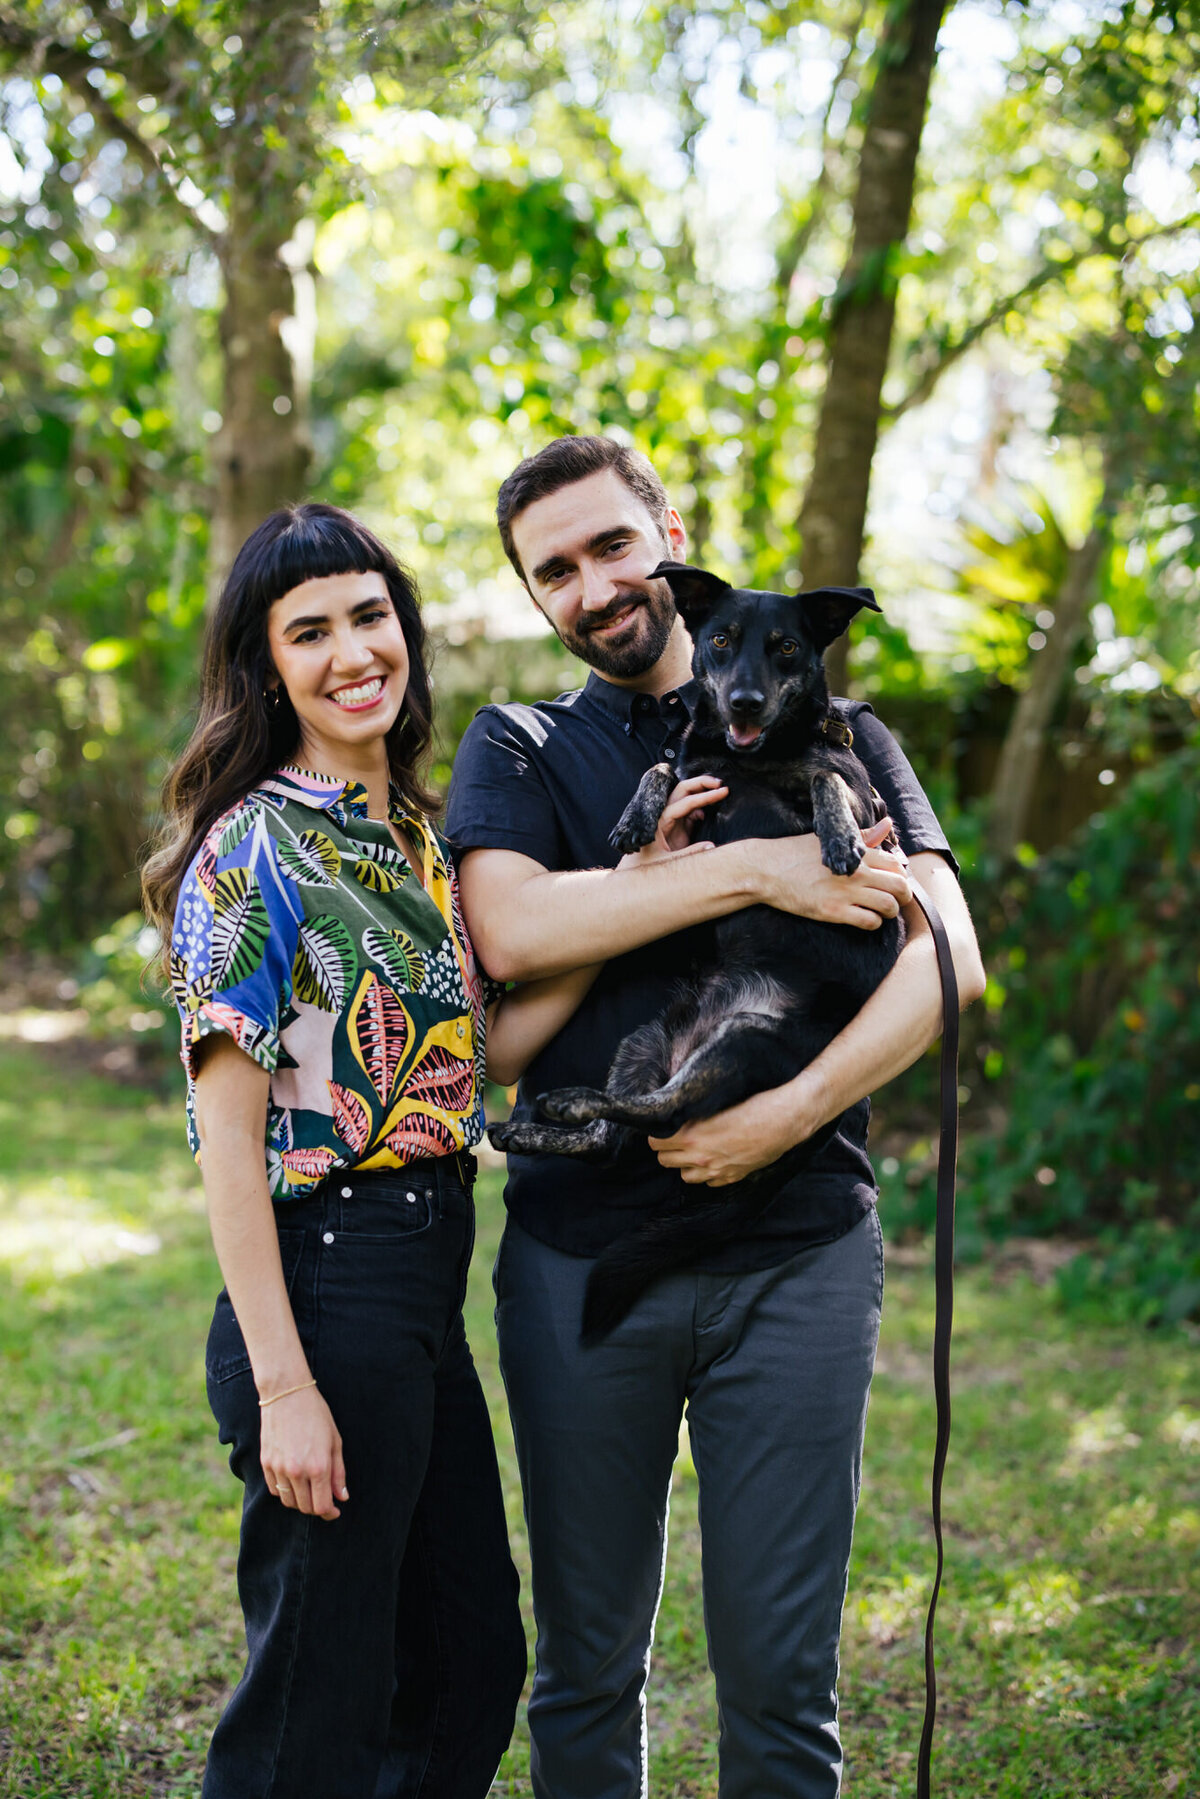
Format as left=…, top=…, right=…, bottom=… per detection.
left=489, top=561, right=906, bottom=1339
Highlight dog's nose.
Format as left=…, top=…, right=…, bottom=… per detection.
left=728, top=689, right=766, bottom=719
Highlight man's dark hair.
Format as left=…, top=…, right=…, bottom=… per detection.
left=496, top=435, right=670, bottom=583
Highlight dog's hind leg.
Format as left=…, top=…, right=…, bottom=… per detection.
left=494, top=1016, right=677, bottom=1162
left=487, top=1115, right=631, bottom=1161
left=542, top=1010, right=797, bottom=1137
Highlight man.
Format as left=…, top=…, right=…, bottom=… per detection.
left=447, top=435, right=984, bottom=1799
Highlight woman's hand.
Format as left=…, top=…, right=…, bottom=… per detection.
left=260, top=1384, right=348, bottom=1521
left=617, top=775, right=728, bottom=868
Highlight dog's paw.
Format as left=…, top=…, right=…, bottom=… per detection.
left=609, top=764, right=675, bottom=854
left=539, top=1085, right=608, bottom=1125
left=488, top=1121, right=531, bottom=1153
left=823, top=831, right=866, bottom=878
left=609, top=817, right=657, bottom=854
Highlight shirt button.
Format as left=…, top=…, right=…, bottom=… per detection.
left=667, top=695, right=679, bottom=705
left=455, top=1022, right=466, bottom=1039
left=322, top=1231, right=335, bottom=1245
left=664, top=747, right=676, bottom=761
left=341, top=1186, right=352, bottom=1198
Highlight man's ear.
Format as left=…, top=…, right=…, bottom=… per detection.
left=650, top=561, right=732, bottom=625
left=799, top=585, right=881, bottom=651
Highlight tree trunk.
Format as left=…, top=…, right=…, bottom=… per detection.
left=797, top=0, right=949, bottom=692
left=987, top=516, right=1111, bottom=862
left=208, top=2, right=319, bottom=591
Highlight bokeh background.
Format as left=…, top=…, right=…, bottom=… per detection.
left=0, top=3, right=1197, bottom=1794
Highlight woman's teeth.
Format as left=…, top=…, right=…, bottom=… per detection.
left=329, top=677, right=383, bottom=708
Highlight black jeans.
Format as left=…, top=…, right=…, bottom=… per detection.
left=203, top=1160, right=526, bottom=1799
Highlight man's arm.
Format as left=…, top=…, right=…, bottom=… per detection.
left=648, top=852, right=986, bottom=1186
left=458, top=830, right=912, bottom=984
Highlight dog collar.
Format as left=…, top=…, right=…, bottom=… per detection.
left=818, top=715, right=855, bottom=749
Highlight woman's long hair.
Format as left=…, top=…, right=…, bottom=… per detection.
left=142, top=503, right=439, bottom=957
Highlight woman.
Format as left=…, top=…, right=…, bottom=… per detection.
left=142, top=503, right=549, bottom=1798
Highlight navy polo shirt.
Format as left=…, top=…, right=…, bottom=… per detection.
left=446, top=670, right=957, bottom=1269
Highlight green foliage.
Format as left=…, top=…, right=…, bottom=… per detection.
left=909, top=737, right=1200, bottom=1319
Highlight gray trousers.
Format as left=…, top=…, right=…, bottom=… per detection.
left=494, top=1206, right=884, bottom=1799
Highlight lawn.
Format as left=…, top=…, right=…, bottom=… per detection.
left=0, top=1039, right=1196, bottom=1797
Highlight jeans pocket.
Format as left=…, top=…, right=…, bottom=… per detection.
left=206, top=1229, right=308, bottom=1384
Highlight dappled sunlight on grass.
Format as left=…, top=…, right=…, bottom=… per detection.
left=0, top=1185, right=165, bottom=1280
left=986, top=1568, right=1082, bottom=1638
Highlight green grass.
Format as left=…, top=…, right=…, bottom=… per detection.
left=0, top=1039, right=1196, bottom=1796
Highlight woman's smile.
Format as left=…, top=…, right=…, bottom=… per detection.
left=327, top=675, right=387, bottom=711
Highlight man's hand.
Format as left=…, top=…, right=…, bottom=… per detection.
left=754, top=818, right=910, bottom=928
left=617, top=774, right=728, bottom=868
left=649, top=1079, right=823, bottom=1187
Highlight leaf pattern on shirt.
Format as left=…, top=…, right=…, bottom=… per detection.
left=292, top=914, right=356, bottom=1011
left=362, top=925, right=426, bottom=993
left=351, top=842, right=410, bottom=893
left=405, top=1042, right=475, bottom=1115
left=218, top=807, right=256, bottom=858
left=281, top=1145, right=339, bottom=1184
left=172, top=773, right=491, bottom=1195
left=328, top=1081, right=371, bottom=1156
left=384, top=1111, right=458, bottom=1160
left=210, top=868, right=271, bottom=989
left=348, top=969, right=410, bottom=1104
left=277, top=829, right=340, bottom=886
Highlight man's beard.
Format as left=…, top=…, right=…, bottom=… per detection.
left=554, top=586, right=677, bottom=679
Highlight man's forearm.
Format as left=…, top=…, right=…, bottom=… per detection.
left=463, top=844, right=760, bottom=982
left=766, top=856, right=985, bottom=1146
left=461, top=835, right=910, bottom=984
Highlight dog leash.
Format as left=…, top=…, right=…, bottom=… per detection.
left=905, top=878, right=960, bottom=1799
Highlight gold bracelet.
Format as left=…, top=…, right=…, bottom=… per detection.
left=258, top=1378, right=317, bottom=1409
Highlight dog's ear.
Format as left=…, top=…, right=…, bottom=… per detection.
left=798, top=585, right=881, bottom=651
left=650, top=561, right=732, bottom=624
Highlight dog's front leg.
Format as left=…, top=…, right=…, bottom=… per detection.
left=609, top=762, right=676, bottom=854
left=810, top=769, right=867, bottom=876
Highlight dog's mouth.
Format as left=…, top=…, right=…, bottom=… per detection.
left=725, top=722, right=767, bottom=752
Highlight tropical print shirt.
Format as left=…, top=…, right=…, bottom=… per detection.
left=170, top=765, right=496, bottom=1198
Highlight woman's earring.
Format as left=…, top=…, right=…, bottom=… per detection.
left=265, top=685, right=282, bottom=710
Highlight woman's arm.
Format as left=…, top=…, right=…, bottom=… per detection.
left=486, top=964, right=604, bottom=1087
left=194, top=1035, right=348, bottom=1521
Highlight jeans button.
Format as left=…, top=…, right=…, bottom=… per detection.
left=323, top=1231, right=335, bottom=1244
left=405, top=1192, right=417, bottom=1204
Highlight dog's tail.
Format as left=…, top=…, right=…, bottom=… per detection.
left=581, top=1179, right=789, bottom=1343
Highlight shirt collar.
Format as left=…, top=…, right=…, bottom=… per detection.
left=258, top=765, right=416, bottom=828
left=581, top=670, right=697, bottom=725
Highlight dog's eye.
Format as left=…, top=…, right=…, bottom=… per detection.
left=711, top=632, right=729, bottom=650
left=779, top=639, right=798, bottom=657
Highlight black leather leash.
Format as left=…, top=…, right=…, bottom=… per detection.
left=905, top=877, right=960, bottom=1799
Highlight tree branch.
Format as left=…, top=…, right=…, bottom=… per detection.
left=884, top=210, right=1200, bottom=422
left=0, top=10, right=219, bottom=239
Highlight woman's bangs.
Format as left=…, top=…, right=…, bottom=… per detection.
left=251, top=513, right=388, bottom=609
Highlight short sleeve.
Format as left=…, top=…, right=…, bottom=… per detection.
left=445, top=705, right=562, bottom=869
left=169, top=802, right=301, bottom=1079
left=844, top=703, right=960, bottom=876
